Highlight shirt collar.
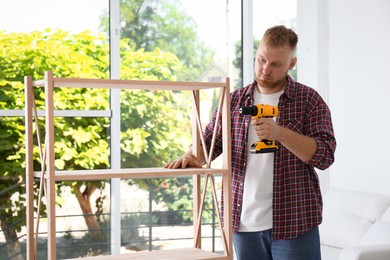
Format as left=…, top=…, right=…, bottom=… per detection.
left=245, top=74, right=296, bottom=100
left=283, top=75, right=296, bottom=100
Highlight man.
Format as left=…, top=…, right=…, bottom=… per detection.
left=165, top=25, right=336, bottom=260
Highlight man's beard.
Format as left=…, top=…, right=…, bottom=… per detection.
left=256, top=75, right=285, bottom=89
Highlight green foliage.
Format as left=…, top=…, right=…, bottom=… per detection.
left=0, top=29, right=192, bottom=247
left=154, top=178, right=193, bottom=222
left=0, top=29, right=109, bottom=84
left=100, top=0, right=215, bottom=81
left=0, top=117, right=25, bottom=233
left=120, top=89, right=190, bottom=167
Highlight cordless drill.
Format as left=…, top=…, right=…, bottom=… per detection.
left=239, top=104, right=279, bottom=154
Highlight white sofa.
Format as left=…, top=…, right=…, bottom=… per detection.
left=320, top=188, right=390, bottom=260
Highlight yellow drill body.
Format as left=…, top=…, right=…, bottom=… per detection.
left=239, top=104, right=279, bottom=154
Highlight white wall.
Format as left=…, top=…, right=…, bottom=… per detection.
left=328, top=0, right=390, bottom=194
left=297, top=0, right=390, bottom=195
left=297, top=0, right=330, bottom=194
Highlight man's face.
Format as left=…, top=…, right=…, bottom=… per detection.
left=254, top=41, right=296, bottom=90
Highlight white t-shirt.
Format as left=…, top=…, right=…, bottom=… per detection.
left=238, top=88, right=283, bottom=232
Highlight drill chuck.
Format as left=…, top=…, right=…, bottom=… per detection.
left=239, top=106, right=258, bottom=116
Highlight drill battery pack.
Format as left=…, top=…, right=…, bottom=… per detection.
left=249, top=140, right=278, bottom=154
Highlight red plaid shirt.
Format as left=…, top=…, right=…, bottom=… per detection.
left=203, top=75, right=336, bottom=240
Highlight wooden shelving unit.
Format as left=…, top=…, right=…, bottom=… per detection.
left=67, top=248, right=225, bottom=260
left=33, top=168, right=229, bottom=181
left=25, top=72, right=232, bottom=260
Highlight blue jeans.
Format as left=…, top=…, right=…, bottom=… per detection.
left=233, top=226, right=321, bottom=260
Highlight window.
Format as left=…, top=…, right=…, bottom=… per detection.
left=117, top=0, right=241, bottom=253
left=0, top=1, right=110, bottom=258
left=0, top=0, right=242, bottom=258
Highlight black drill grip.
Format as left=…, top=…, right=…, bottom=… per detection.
left=239, top=106, right=258, bottom=116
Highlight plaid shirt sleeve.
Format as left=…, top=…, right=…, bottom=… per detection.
left=305, top=98, right=336, bottom=170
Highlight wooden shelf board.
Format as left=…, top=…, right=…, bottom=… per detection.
left=33, top=77, right=225, bottom=91
left=66, top=248, right=228, bottom=260
left=33, top=167, right=228, bottom=181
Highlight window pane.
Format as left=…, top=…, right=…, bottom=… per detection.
left=118, top=0, right=240, bottom=254
left=253, top=0, right=297, bottom=80
left=0, top=1, right=110, bottom=259
left=0, top=117, right=25, bottom=259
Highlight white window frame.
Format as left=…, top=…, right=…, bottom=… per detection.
left=109, top=0, right=121, bottom=254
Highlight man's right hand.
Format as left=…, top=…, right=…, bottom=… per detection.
left=164, top=155, right=202, bottom=169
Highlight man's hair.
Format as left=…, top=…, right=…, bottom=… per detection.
left=262, top=25, right=298, bottom=49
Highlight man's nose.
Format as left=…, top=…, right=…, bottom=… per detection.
left=262, top=63, right=271, bottom=75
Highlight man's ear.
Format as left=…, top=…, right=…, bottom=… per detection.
left=289, top=57, right=297, bottom=70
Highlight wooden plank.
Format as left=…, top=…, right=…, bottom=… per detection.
left=192, top=90, right=202, bottom=248
left=33, top=76, right=225, bottom=91
left=24, top=76, right=35, bottom=260
left=45, top=71, right=57, bottom=259
left=33, top=168, right=228, bottom=181
left=207, top=88, right=225, bottom=166
left=221, top=78, right=233, bottom=259
left=32, top=79, right=45, bottom=86
left=66, top=248, right=227, bottom=260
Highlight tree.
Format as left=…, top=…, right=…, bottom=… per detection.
left=0, top=29, right=111, bottom=249
left=0, top=29, right=189, bottom=257
left=99, top=0, right=215, bottom=81
left=0, top=116, right=25, bottom=260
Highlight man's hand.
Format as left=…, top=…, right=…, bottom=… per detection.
left=251, top=118, right=281, bottom=141
left=164, top=155, right=202, bottom=169
left=251, top=117, right=317, bottom=163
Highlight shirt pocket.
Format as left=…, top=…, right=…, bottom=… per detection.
left=279, top=116, right=306, bottom=134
